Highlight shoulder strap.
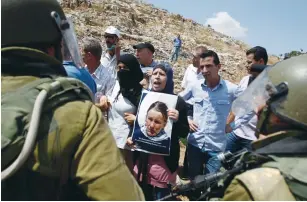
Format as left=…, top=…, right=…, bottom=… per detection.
left=1, top=77, right=93, bottom=181
left=235, top=167, right=296, bottom=201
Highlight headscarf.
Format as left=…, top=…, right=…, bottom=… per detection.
left=151, top=63, right=174, bottom=94
left=116, top=54, right=143, bottom=107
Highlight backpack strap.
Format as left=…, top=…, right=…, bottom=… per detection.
left=1, top=77, right=94, bottom=181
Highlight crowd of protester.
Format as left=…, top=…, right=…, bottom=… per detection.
left=64, top=25, right=269, bottom=200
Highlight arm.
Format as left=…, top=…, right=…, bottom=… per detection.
left=231, top=110, right=256, bottom=130
left=172, top=96, right=190, bottom=138
left=226, top=111, right=236, bottom=125
left=181, top=68, right=189, bottom=89
left=71, top=105, right=144, bottom=201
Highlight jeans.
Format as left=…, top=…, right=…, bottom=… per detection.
left=141, top=184, right=170, bottom=201
left=170, top=46, right=181, bottom=62
left=225, top=132, right=252, bottom=153
left=186, top=144, right=222, bottom=179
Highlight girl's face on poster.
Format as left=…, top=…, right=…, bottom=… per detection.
left=145, top=109, right=167, bottom=137
left=151, top=68, right=167, bottom=92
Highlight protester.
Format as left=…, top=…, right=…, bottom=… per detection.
left=181, top=46, right=207, bottom=90
left=62, top=40, right=97, bottom=94
left=98, top=54, right=143, bottom=171
left=133, top=42, right=156, bottom=89
left=225, top=46, right=269, bottom=153
left=101, top=26, right=121, bottom=80
left=1, top=0, right=144, bottom=200
left=127, top=64, right=189, bottom=200
left=180, top=50, right=238, bottom=178
left=170, top=34, right=182, bottom=62
left=82, top=37, right=115, bottom=96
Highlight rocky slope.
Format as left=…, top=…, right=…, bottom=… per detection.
left=61, top=0, right=280, bottom=93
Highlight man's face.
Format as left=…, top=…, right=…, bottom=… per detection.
left=104, top=33, right=117, bottom=48
left=199, top=56, right=220, bottom=80
left=192, top=50, right=205, bottom=68
left=135, top=48, right=152, bottom=65
left=246, top=53, right=264, bottom=74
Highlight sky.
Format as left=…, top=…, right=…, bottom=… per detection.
left=144, top=0, right=307, bottom=56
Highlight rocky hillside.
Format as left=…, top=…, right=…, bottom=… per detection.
left=61, top=0, right=280, bottom=93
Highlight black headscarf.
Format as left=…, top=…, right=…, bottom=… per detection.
left=116, top=54, right=143, bottom=107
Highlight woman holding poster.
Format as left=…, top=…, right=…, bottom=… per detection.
left=127, top=64, right=189, bottom=200
left=98, top=54, right=143, bottom=171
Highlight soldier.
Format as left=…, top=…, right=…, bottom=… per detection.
left=1, top=0, right=144, bottom=200
left=223, top=54, right=307, bottom=200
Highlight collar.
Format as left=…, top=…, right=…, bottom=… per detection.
left=105, top=52, right=116, bottom=60
left=141, top=60, right=156, bottom=68
left=202, top=76, right=224, bottom=90
left=91, top=63, right=103, bottom=77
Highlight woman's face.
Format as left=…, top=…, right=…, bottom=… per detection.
left=151, top=68, right=167, bottom=92
left=145, top=109, right=167, bottom=137
left=116, top=62, right=129, bottom=72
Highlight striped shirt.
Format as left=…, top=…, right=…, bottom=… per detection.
left=91, top=63, right=116, bottom=96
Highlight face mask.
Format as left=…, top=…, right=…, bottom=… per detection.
left=107, top=44, right=116, bottom=51
left=117, top=69, right=133, bottom=89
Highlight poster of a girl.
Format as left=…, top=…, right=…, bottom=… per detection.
left=141, top=101, right=170, bottom=141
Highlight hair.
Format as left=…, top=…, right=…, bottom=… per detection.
left=147, top=101, right=168, bottom=123
left=195, top=45, right=208, bottom=54
left=246, top=46, right=268, bottom=65
left=82, top=37, right=102, bottom=60
left=200, top=50, right=220, bottom=65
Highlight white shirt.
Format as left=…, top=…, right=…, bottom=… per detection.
left=181, top=64, right=203, bottom=89
left=232, top=75, right=257, bottom=141
left=108, top=81, right=137, bottom=149
left=91, top=63, right=115, bottom=96
left=100, top=52, right=117, bottom=81
left=179, top=64, right=204, bottom=105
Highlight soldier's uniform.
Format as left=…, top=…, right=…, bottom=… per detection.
left=1, top=0, right=144, bottom=200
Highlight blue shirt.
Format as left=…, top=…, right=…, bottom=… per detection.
left=181, top=78, right=238, bottom=152
left=63, top=61, right=97, bottom=94
left=173, top=37, right=182, bottom=47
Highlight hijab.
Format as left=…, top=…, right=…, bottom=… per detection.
left=116, top=54, right=143, bottom=107
left=151, top=64, right=174, bottom=94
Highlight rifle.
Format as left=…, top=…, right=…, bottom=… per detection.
left=158, top=149, right=270, bottom=201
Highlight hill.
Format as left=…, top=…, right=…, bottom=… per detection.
left=61, top=0, right=280, bottom=93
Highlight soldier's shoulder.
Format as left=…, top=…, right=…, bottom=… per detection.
left=234, top=167, right=295, bottom=201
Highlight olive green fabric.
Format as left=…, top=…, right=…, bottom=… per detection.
left=267, top=54, right=307, bottom=130
left=223, top=131, right=307, bottom=201
left=223, top=179, right=253, bottom=201
left=2, top=0, right=65, bottom=46
left=1, top=76, right=145, bottom=201
left=1, top=76, right=93, bottom=171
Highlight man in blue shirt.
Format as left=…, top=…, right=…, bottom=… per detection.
left=180, top=50, right=237, bottom=178
left=63, top=61, right=97, bottom=95
left=62, top=41, right=97, bottom=94
left=170, top=34, right=182, bottom=62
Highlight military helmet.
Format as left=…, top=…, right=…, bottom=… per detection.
left=267, top=54, right=307, bottom=130
left=1, top=0, right=66, bottom=47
